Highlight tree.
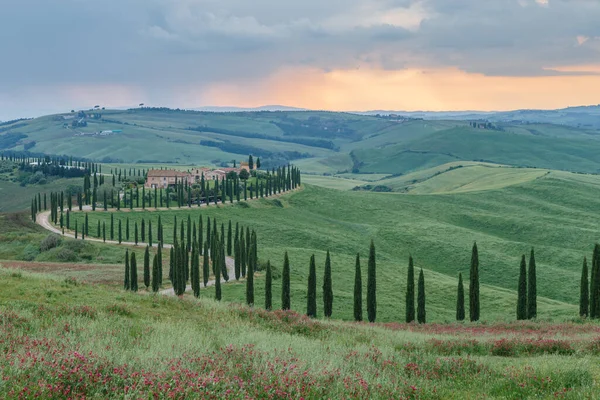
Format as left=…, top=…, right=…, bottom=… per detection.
left=151, top=254, right=160, bottom=293
left=227, top=220, right=232, bottom=256
left=134, top=222, right=138, bottom=245
left=307, top=254, right=317, bottom=318
left=248, top=155, right=254, bottom=170
left=527, top=248, right=537, bottom=319
left=203, top=241, right=209, bottom=287
left=456, top=273, right=465, bottom=321
left=256, top=157, right=261, bottom=169
left=417, top=269, right=426, bottom=324
left=282, top=251, right=291, bottom=310
left=469, top=242, right=480, bottom=322
left=124, top=249, right=130, bottom=290
left=323, top=250, right=333, bottom=318
left=191, top=245, right=200, bottom=298
left=517, top=254, right=527, bottom=320
left=130, top=252, right=138, bottom=292
left=353, top=253, right=362, bottom=322
left=581, top=257, right=589, bottom=318
left=143, top=246, right=150, bottom=288
left=367, top=240, right=377, bottom=322
left=405, top=255, right=415, bottom=323
left=239, top=169, right=250, bottom=181
left=234, top=239, right=241, bottom=280
left=246, top=239, right=255, bottom=306
left=591, top=244, right=600, bottom=318
left=265, top=260, right=272, bottom=311
left=215, top=242, right=222, bottom=301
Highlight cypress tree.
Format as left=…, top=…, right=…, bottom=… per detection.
left=148, top=221, right=153, bottom=247
left=134, top=222, right=138, bottom=245
left=469, top=242, right=480, bottom=322
left=227, top=220, right=232, bottom=256
left=215, top=242, right=222, bottom=301
left=97, top=220, right=101, bottom=238
left=141, top=219, right=145, bottom=242
left=417, top=269, right=426, bottom=324
left=144, top=246, right=150, bottom=288
left=102, top=222, right=106, bottom=243
left=367, top=240, right=377, bottom=323
left=206, top=217, right=211, bottom=248
left=126, top=217, right=130, bottom=240
left=456, top=273, right=465, bottom=321
left=323, top=250, right=333, bottom=318
left=187, top=215, right=191, bottom=252
left=590, top=244, right=600, bottom=318
left=246, top=240, right=255, bottom=306
left=240, top=230, right=246, bottom=277
left=192, top=245, right=200, bottom=298
left=203, top=242, right=209, bottom=287
left=234, top=239, right=241, bottom=280
left=157, top=245, right=163, bottom=286
left=353, top=253, right=362, bottom=322
left=517, top=254, right=528, bottom=320
left=581, top=257, right=589, bottom=318
left=130, top=252, right=138, bottom=292
left=527, top=248, right=537, bottom=319
left=265, top=260, right=272, bottom=311
left=110, top=214, right=114, bottom=240
left=307, top=254, right=317, bottom=318
left=118, top=219, right=122, bottom=244
left=151, top=254, right=159, bottom=293
left=282, top=251, right=291, bottom=310
left=169, top=247, right=174, bottom=284
left=406, top=255, right=415, bottom=323
left=85, top=213, right=89, bottom=236
left=124, top=249, right=130, bottom=290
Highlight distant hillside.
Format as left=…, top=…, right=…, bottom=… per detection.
left=2, top=107, right=600, bottom=175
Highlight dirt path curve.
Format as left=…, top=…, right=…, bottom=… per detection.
left=35, top=187, right=300, bottom=295
left=36, top=209, right=237, bottom=296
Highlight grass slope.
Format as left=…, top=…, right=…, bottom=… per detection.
left=0, top=268, right=599, bottom=398
left=60, top=169, right=600, bottom=322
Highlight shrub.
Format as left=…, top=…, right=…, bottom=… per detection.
left=40, top=234, right=62, bottom=252
left=52, top=248, right=77, bottom=262
left=20, top=244, right=40, bottom=261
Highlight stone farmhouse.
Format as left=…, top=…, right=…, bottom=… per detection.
left=145, top=164, right=253, bottom=189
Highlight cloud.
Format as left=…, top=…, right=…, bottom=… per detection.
left=0, top=0, right=599, bottom=119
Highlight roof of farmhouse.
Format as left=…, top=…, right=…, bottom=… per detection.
left=147, top=169, right=189, bottom=178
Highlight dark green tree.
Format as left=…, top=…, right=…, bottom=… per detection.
left=151, top=254, right=160, bottom=292
left=124, top=249, right=130, bottom=290
left=282, top=251, right=291, bottom=310
left=203, top=242, right=209, bottom=287
left=143, top=246, right=150, bottom=288
left=417, top=268, right=426, bottom=324
left=246, top=239, right=255, bottom=306
left=191, top=245, right=200, bottom=298
left=234, top=239, right=240, bottom=280
left=469, top=242, right=480, bottom=322
left=367, top=240, right=377, bottom=323
left=307, top=254, right=317, bottom=318
left=265, top=260, right=272, bottom=311
left=323, top=250, right=333, bottom=318
left=517, top=254, right=528, bottom=320
left=581, top=257, right=589, bottom=318
left=134, top=222, right=138, bottom=245
left=215, top=242, right=222, bottom=301
left=118, top=219, right=122, bottom=244
left=353, top=253, right=363, bottom=322
left=130, top=252, right=138, bottom=292
left=456, top=273, right=465, bottom=321
left=527, top=248, right=537, bottom=319
left=591, top=244, right=600, bottom=318
left=405, top=255, right=415, bottom=323
left=227, top=220, right=232, bottom=256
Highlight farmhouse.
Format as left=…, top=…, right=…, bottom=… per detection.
left=145, top=169, right=189, bottom=189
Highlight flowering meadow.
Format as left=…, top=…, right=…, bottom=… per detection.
left=1, top=268, right=599, bottom=399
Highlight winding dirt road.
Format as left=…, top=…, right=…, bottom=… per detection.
left=36, top=208, right=236, bottom=296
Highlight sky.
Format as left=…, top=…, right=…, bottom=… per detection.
left=1, top=0, right=599, bottom=120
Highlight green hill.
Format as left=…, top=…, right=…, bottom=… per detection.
left=4, top=109, right=600, bottom=176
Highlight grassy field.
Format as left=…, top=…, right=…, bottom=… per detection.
left=50, top=166, right=600, bottom=323
left=0, top=178, right=83, bottom=213
left=0, top=268, right=599, bottom=398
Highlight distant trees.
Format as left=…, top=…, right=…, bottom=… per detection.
left=469, top=242, right=480, bottom=322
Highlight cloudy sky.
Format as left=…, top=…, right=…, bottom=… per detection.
left=1, top=0, right=599, bottom=120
